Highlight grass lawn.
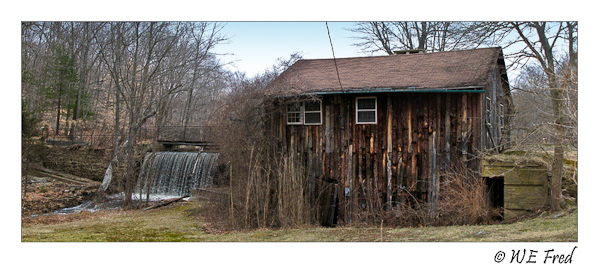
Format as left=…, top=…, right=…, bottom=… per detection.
left=21, top=201, right=577, bottom=242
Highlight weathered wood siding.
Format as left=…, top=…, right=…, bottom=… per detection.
left=482, top=60, right=511, bottom=152
left=268, top=92, right=485, bottom=224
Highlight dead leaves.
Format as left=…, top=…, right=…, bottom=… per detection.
left=21, top=179, right=96, bottom=217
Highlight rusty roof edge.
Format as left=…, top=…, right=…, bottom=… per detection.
left=292, top=46, right=503, bottom=63
left=272, top=86, right=486, bottom=98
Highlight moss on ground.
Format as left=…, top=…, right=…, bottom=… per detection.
left=21, top=202, right=577, bottom=242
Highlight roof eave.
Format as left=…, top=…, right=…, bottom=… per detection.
left=272, top=86, right=486, bottom=98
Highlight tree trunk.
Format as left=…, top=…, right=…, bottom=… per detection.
left=549, top=81, right=565, bottom=211
left=123, top=153, right=136, bottom=207
left=55, top=91, right=61, bottom=136
left=142, top=195, right=189, bottom=211
left=123, top=125, right=138, bottom=207
left=72, top=50, right=87, bottom=142
left=114, top=87, right=120, bottom=152
left=517, top=21, right=568, bottom=212
left=537, top=23, right=565, bottom=211
left=123, top=109, right=157, bottom=208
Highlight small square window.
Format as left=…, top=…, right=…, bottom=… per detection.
left=304, top=101, right=322, bottom=125
left=357, top=98, right=376, bottom=110
left=286, top=100, right=322, bottom=125
left=287, top=103, right=303, bottom=125
left=356, top=97, right=377, bottom=124
left=304, top=101, right=321, bottom=112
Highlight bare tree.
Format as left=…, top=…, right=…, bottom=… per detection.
left=210, top=53, right=311, bottom=229
left=462, top=21, right=577, bottom=210
left=511, top=65, right=555, bottom=147
left=68, top=22, right=105, bottom=141
left=22, top=22, right=109, bottom=144
left=350, top=22, right=482, bottom=54
left=97, top=22, right=226, bottom=206
left=506, top=22, right=577, bottom=211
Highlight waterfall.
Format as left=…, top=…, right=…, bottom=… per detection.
left=137, top=151, right=219, bottom=197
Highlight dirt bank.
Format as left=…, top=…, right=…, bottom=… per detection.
left=42, top=146, right=112, bottom=182
left=21, top=177, right=98, bottom=218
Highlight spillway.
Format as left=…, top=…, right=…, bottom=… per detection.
left=137, top=151, right=219, bottom=197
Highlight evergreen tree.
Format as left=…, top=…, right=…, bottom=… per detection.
left=42, top=44, right=78, bottom=136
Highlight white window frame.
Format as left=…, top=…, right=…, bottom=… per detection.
left=286, top=103, right=304, bottom=125
left=356, top=96, right=377, bottom=124
left=303, top=100, right=322, bottom=125
left=485, top=97, right=492, bottom=127
left=286, top=100, right=323, bottom=125
left=498, top=103, right=504, bottom=130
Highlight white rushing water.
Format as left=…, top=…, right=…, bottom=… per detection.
left=136, top=151, right=219, bottom=197
left=31, top=151, right=218, bottom=217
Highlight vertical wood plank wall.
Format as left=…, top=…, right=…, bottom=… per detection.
left=270, top=92, right=484, bottom=224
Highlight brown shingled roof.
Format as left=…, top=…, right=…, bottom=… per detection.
left=267, top=47, right=504, bottom=95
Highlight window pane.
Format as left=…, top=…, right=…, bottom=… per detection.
left=304, top=101, right=321, bottom=112
left=287, top=112, right=302, bottom=124
left=357, top=98, right=376, bottom=109
left=287, top=102, right=303, bottom=124
left=287, top=104, right=302, bottom=112
left=305, top=112, right=321, bottom=124
left=358, top=111, right=376, bottom=123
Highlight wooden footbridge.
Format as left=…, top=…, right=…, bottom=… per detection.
left=156, top=126, right=218, bottom=150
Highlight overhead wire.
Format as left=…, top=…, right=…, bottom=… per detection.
left=326, top=22, right=344, bottom=92
left=327, top=23, right=352, bottom=219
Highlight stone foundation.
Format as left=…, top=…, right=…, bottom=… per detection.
left=43, top=146, right=111, bottom=182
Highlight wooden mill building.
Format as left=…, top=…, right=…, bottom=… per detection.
left=264, top=47, right=512, bottom=225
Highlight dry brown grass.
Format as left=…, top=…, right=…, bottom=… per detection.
left=21, top=200, right=577, bottom=242
left=21, top=209, right=128, bottom=227
left=435, top=168, right=501, bottom=226
left=376, top=165, right=500, bottom=228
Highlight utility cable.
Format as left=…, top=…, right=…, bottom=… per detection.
left=326, top=22, right=344, bottom=92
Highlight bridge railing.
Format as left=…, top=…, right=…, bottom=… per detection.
left=156, top=126, right=217, bottom=143
left=43, top=126, right=217, bottom=147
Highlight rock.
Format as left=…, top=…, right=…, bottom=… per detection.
left=552, top=212, right=567, bottom=219
left=33, top=177, right=49, bottom=183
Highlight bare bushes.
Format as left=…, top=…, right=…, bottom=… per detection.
left=213, top=134, right=318, bottom=230
left=382, top=166, right=499, bottom=227
left=229, top=148, right=316, bottom=229
left=208, top=76, right=318, bottom=230
left=435, top=167, right=500, bottom=226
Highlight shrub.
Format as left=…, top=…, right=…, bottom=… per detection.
left=376, top=165, right=500, bottom=227
left=434, top=166, right=501, bottom=226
